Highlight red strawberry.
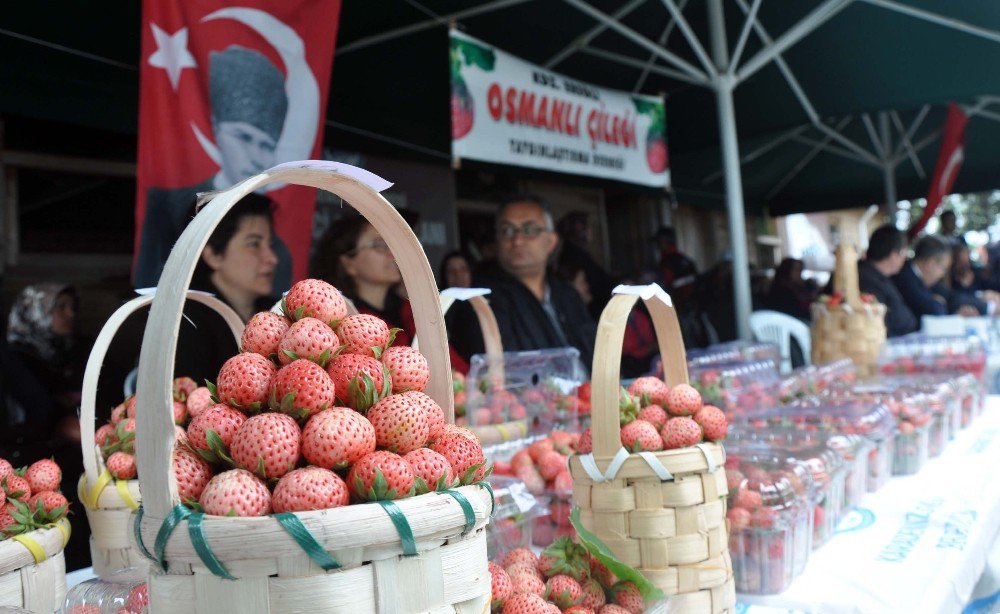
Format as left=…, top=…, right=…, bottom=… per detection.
left=186, top=405, right=247, bottom=464
left=550, top=431, right=577, bottom=455
left=727, top=507, right=751, bottom=531
left=646, top=133, right=667, bottom=174
left=95, top=423, right=117, bottom=448
left=270, top=359, right=336, bottom=420
left=241, top=311, right=291, bottom=358
left=336, top=314, right=392, bottom=357
left=489, top=561, right=514, bottom=606
left=283, top=279, right=348, bottom=325
left=503, top=547, right=539, bottom=569
left=546, top=574, right=583, bottom=608
left=380, top=346, right=430, bottom=393
left=4, top=474, right=32, bottom=503
left=501, top=592, right=549, bottom=613
left=348, top=450, right=415, bottom=501
left=550, top=500, right=571, bottom=527
left=185, top=387, right=214, bottom=419
left=402, top=391, right=445, bottom=442
left=271, top=466, right=350, bottom=513
left=199, top=469, right=271, bottom=516
left=515, top=464, right=546, bottom=495
left=174, top=446, right=213, bottom=504
left=29, top=491, right=69, bottom=518
left=25, top=459, right=61, bottom=493
left=173, top=376, right=198, bottom=402
left=507, top=573, right=547, bottom=598
left=403, top=448, right=455, bottom=493
left=538, top=451, right=568, bottom=481
left=126, top=584, right=149, bottom=613
left=636, top=405, right=668, bottom=430
left=732, top=487, right=762, bottom=511
left=553, top=469, right=573, bottom=496
left=610, top=581, right=643, bottom=614
left=620, top=419, right=663, bottom=452
left=215, top=353, right=277, bottom=413
left=451, top=79, right=474, bottom=140
left=580, top=578, right=607, bottom=609
left=106, top=452, right=137, bottom=480
left=430, top=427, right=487, bottom=485
left=752, top=507, right=777, bottom=529
left=279, top=317, right=339, bottom=367
left=590, top=557, right=618, bottom=588
left=126, top=396, right=138, bottom=419
left=529, top=439, right=555, bottom=462
left=578, top=428, right=593, bottom=454
left=301, top=407, right=376, bottom=470
left=665, top=384, right=702, bottom=416
left=230, top=412, right=301, bottom=479
left=694, top=405, right=727, bottom=441
left=627, top=377, right=669, bottom=407
left=326, top=353, right=389, bottom=412
left=367, top=394, right=431, bottom=454
left=660, top=417, right=702, bottom=449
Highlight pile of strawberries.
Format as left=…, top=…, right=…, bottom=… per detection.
left=0, top=457, right=68, bottom=539
left=575, top=377, right=728, bottom=455
left=124, top=279, right=489, bottom=517
left=489, top=537, right=646, bottom=614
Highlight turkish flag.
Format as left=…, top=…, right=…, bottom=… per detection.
left=908, top=103, right=968, bottom=240
left=134, top=0, right=341, bottom=290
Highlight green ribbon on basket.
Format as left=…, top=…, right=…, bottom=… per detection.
left=441, top=490, right=476, bottom=536
left=188, top=512, right=236, bottom=580
left=154, top=504, right=191, bottom=572
left=132, top=506, right=155, bottom=563
left=274, top=513, right=341, bottom=571
left=377, top=500, right=418, bottom=557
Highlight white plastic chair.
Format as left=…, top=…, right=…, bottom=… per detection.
left=749, top=310, right=811, bottom=373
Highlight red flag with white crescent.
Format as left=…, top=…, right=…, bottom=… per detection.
left=134, top=0, right=341, bottom=291
left=908, top=103, right=968, bottom=239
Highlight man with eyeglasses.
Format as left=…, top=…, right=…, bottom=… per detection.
left=893, top=235, right=979, bottom=319
left=475, top=195, right=596, bottom=370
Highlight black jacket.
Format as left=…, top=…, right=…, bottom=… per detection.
left=857, top=261, right=917, bottom=337
left=893, top=262, right=947, bottom=322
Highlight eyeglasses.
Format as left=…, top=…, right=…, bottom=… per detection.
left=349, top=240, right=391, bottom=256
left=496, top=224, right=551, bottom=240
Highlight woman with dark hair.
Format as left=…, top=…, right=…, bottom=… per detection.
left=440, top=250, right=472, bottom=290
left=766, top=258, right=815, bottom=322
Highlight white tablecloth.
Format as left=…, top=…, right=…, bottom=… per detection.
left=738, top=395, right=1000, bottom=614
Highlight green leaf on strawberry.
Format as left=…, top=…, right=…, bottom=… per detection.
left=205, top=380, right=220, bottom=404
left=570, top=507, right=664, bottom=603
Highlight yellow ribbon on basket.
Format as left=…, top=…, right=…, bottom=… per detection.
left=10, top=520, right=70, bottom=564
left=115, top=479, right=140, bottom=511
left=81, top=469, right=114, bottom=510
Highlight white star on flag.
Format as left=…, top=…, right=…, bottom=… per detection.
left=147, top=24, right=197, bottom=91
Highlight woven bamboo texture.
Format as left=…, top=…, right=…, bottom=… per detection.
left=79, top=292, right=244, bottom=578
left=129, top=161, right=492, bottom=614
left=0, top=521, right=70, bottom=613
left=811, top=244, right=887, bottom=377
left=567, top=287, right=734, bottom=614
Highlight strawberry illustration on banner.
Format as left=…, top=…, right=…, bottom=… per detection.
left=134, top=0, right=341, bottom=290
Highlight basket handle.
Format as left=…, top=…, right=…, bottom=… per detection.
left=135, top=161, right=453, bottom=518
left=413, top=289, right=505, bottom=383
left=80, top=292, right=244, bottom=485
left=590, top=285, right=688, bottom=460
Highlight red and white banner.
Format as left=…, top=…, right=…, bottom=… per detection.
left=909, top=103, right=968, bottom=239
left=134, top=0, right=341, bottom=289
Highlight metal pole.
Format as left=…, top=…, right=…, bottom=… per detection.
left=707, top=0, right=753, bottom=340
left=880, top=112, right=897, bottom=210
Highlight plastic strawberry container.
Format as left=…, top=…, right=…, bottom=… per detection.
left=63, top=568, right=148, bottom=613
left=484, top=475, right=543, bottom=560
left=877, top=333, right=987, bottom=384
left=688, top=359, right=782, bottom=417
left=849, top=377, right=949, bottom=458
left=724, top=444, right=814, bottom=594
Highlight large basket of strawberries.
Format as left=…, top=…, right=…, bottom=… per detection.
left=568, top=285, right=735, bottom=613
left=0, top=457, right=72, bottom=613
left=811, top=243, right=887, bottom=377
left=79, top=292, right=244, bottom=577
left=129, top=161, right=493, bottom=614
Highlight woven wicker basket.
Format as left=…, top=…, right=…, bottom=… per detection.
left=811, top=244, right=887, bottom=377
left=568, top=285, right=735, bottom=614
left=0, top=520, right=71, bottom=613
left=129, top=161, right=493, bottom=614
left=79, top=292, right=244, bottom=577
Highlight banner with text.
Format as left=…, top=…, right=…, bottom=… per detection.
left=450, top=30, right=668, bottom=188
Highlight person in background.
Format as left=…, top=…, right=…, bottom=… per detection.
left=556, top=211, right=615, bottom=320
left=938, top=210, right=966, bottom=246
left=856, top=225, right=916, bottom=337
left=697, top=256, right=736, bottom=342
left=948, top=243, right=998, bottom=314
left=475, top=195, right=596, bottom=369
left=439, top=250, right=472, bottom=289
left=765, top=258, right=815, bottom=322
left=651, top=226, right=698, bottom=313
left=894, top=235, right=978, bottom=320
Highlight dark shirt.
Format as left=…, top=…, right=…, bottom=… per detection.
left=893, top=261, right=947, bottom=322
left=765, top=281, right=812, bottom=322
left=558, top=241, right=616, bottom=319
left=858, top=260, right=917, bottom=337
left=949, top=270, right=991, bottom=315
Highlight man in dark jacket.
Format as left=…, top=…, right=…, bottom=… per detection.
left=893, top=235, right=970, bottom=321
left=857, top=225, right=916, bottom=337
left=475, top=196, right=596, bottom=369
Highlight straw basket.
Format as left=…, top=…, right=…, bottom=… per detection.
left=129, top=161, right=493, bottom=614
left=79, top=292, right=244, bottom=577
left=811, top=244, right=887, bottom=377
left=568, top=285, right=735, bottom=614
left=0, top=519, right=71, bottom=613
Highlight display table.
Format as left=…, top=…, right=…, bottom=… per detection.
left=739, top=395, right=1000, bottom=614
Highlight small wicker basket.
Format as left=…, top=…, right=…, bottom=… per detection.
left=568, top=285, right=735, bottom=613
left=0, top=520, right=71, bottom=613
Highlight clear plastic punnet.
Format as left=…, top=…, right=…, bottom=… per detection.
left=688, top=359, right=782, bottom=416
left=687, top=340, right=781, bottom=368
left=62, top=568, right=148, bottom=613
left=484, top=475, right=543, bottom=561
left=848, top=377, right=950, bottom=459
left=725, top=443, right=814, bottom=594
left=877, top=333, right=987, bottom=383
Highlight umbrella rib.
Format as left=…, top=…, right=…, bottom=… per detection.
left=766, top=116, right=853, bottom=201
left=580, top=46, right=706, bottom=87
left=890, top=110, right=925, bottom=179
left=634, top=0, right=689, bottom=93
left=861, top=0, right=1000, bottom=45
left=729, top=0, right=763, bottom=73
left=701, top=125, right=810, bottom=184
left=861, top=113, right=887, bottom=159
left=790, top=134, right=879, bottom=167
left=544, top=0, right=648, bottom=69
left=659, top=0, right=717, bottom=77
left=891, top=105, right=931, bottom=158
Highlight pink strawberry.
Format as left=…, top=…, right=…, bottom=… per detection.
left=550, top=500, right=571, bottom=527
left=241, top=311, right=291, bottom=357
left=25, top=458, right=61, bottom=493
left=637, top=404, right=668, bottom=430
left=578, top=428, right=593, bottom=454
left=538, top=451, right=568, bottom=481
left=199, top=469, right=271, bottom=516
left=403, top=448, right=455, bottom=493
left=503, top=547, right=539, bottom=569
left=620, top=419, right=663, bottom=452
left=515, top=464, right=546, bottom=495
left=29, top=490, right=69, bottom=517
left=380, top=346, right=430, bottom=393
left=553, top=469, right=573, bottom=496
left=402, top=391, right=445, bottom=442
left=732, top=487, right=762, bottom=511
left=0, top=459, right=13, bottom=482
left=279, top=317, right=339, bottom=367
left=694, top=405, right=727, bottom=441
left=271, top=466, right=350, bottom=512
left=580, top=578, right=606, bottom=609
left=215, top=353, right=277, bottom=413
left=126, top=396, right=138, bottom=419
left=301, top=407, right=376, bottom=470
left=611, top=581, right=643, bottom=614
left=660, top=417, right=702, bottom=449
left=727, top=507, right=752, bottom=531
left=665, top=384, right=702, bottom=416
left=185, top=387, right=214, bottom=419
left=566, top=607, right=596, bottom=614
left=367, top=394, right=431, bottom=454
left=546, top=574, right=583, bottom=608
left=173, top=400, right=188, bottom=425
left=529, top=439, right=555, bottom=462
left=502, top=592, right=549, bottom=612
left=270, top=359, right=336, bottom=420
left=106, top=452, right=137, bottom=480
left=336, top=314, right=392, bottom=357
left=283, top=278, right=348, bottom=325
left=173, top=376, right=198, bottom=402
left=95, top=423, right=117, bottom=448
left=430, top=427, right=487, bottom=484
left=507, top=562, right=544, bottom=581
left=348, top=450, right=415, bottom=501
left=590, top=557, right=618, bottom=588
left=230, top=412, right=301, bottom=479
left=174, top=446, right=213, bottom=504
left=3, top=475, right=30, bottom=501
left=627, top=377, right=669, bottom=407
left=489, top=561, right=514, bottom=605
left=326, top=353, right=389, bottom=412
left=600, top=606, right=631, bottom=614
left=186, top=405, right=247, bottom=464
left=111, top=402, right=127, bottom=425
left=507, top=572, right=547, bottom=597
